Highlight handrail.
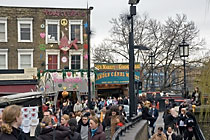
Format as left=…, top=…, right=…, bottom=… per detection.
left=194, top=122, right=206, bottom=140
left=112, top=114, right=142, bottom=140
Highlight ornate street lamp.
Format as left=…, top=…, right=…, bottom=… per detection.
left=179, top=39, right=189, bottom=98
left=149, top=52, right=155, bottom=91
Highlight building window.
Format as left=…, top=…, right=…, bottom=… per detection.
left=69, top=20, right=83, bottom=44
left=17, top=18, right=33, bottom=42
left=46, top=20, right=60, bottom=44
left=46, top=49, right=60, bottom=70
left=18, top=49, right=34, bottom=69
left=69, top=49, right=83, bottom=69
left=0, top=17, right=7, bottom=42
left=0, top=49, right=8, bottom=69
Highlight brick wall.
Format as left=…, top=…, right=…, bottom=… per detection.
left=0, top=6, right=89, bottom=70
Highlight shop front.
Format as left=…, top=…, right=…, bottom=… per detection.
left=95, top=63, right=140, bottom=98
left=38, top=69, right=95, bottom=104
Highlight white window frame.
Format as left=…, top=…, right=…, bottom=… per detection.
left=45, top=19, right=60, bottom=44
left=69, top=49, right=83, bottom=69
left=46, top=49, right=60, bottom=70
left=17, top=18, right=33, bottom=42
left=0, top=17, right=8, bottom=42
left=18, top=49, right=34, bottom=69
left=0, top=49, right=8, bottom=69
left=69, top=20, right=83, bottom=44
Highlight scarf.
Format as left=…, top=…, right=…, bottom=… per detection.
left=166, top=131, right=173, bottom=140
left=91, top=127, right=98, bottom=137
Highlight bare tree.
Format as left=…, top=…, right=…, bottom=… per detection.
left=93, top=13, right=206, bottom=91
left=92, top=42, right=115, bottom=63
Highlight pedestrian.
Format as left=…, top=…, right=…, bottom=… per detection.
left=37, top=116, right=70, bottom=140
left=177, top=108, right=187, bottom=136
left=165, top=126, right=176, bottom=140
left=192, top=87, right=201, bottom=106
left=149, top=103, right=159, bottom=135
left=184, top=112, right=196, bottom=140
left=73, top=101, right=83, bottom=113
left=110, top=105, right=120, bottom=138
left=88, top=116, right=106, bottom=140
left=151, top=127, right=167, bottom=140
left=61, top=114, right=69, bottom=127
left=0, top=105, right=26, bottom=140
left=68, top=118, right=81, bottom=140
left=77, top=114, right=89, bottom=140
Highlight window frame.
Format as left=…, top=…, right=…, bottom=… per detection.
left=69, top=49, right=83, bottom=69
left=17, top=18, right=33, bottom=42
left=0, top=17, right=8, bottom=42
left=18, top=49, right=34, bottom=69
left=45, top=49, right=60, bottom=70
left=0, top=49, right=8, bottom=69
left=69, top=20, right=83, bottom=44
left=45, top=19, right=60, bottom=44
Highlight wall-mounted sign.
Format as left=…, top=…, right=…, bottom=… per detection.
left=40, top=24, right=45, bottom=28
left=61, top=56, right=68, bottom=63
left=61, top=19, right=68, bottom=26
left=40, top=33, right=46, bottom=38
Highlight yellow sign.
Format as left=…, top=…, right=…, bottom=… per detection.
left=95, top=63, right=140, bottom=70
left=61, top=19, right=68, bottom=26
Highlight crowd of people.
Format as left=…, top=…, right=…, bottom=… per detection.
left=0, top=87, right=202, bottom=140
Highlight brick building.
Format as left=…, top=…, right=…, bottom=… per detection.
left=0, top=6, right=90, bottom=70
left=0, top=6, right=91, bottom=94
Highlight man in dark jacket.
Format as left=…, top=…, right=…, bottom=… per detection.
left=77, top=115, right=89, bottom=140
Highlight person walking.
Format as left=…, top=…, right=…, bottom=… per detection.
left=151, top=127, right=167, bottom=140
left=0, top=105, right=26, bottom=140
left=68, top=118, right=81, bottom=140
left=88, top=116, right=106, bottom=140
left=37, top=116, right=70, bottom=140
left=77, top=114, right=89, bottom=140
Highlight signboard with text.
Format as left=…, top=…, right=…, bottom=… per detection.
left=96, top=71, right=140, bottom=85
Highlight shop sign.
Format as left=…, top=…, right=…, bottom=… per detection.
left=95, top=63, right=140, bottom=70
left=43, top=9, right=86, bottom=17
left=96, top=71, right=140, bottom=85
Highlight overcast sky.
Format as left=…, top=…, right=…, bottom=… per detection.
left=1, top=0, right=210, bottom=51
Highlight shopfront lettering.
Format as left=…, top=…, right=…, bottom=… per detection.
left=43, top=9, right=86, bottom=17
left=53, top=78, right=83, bottom=83
left=95, top=63, right=140, bottom=70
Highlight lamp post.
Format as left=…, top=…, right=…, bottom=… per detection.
left=179, top=39, right=189, bottom=98
left=87, top=6, right=94, bottom=109
left=149, top=52, right=155, bottom=91
left=128, top=0, right=140, bottom=118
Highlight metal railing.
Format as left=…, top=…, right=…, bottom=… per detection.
left=194, top=121, right=206, bottom=140
left=112, top=114, right=142, bottom=140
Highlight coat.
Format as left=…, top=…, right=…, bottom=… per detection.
left=37, top=126, right=69, bottom=140
left=151, top=132, right=167, bottom=140
left=88, top=125, right=106, bottom=140
left=0, top=127, right=26, bottom=140
left=111, top=115, right=120, bottom=138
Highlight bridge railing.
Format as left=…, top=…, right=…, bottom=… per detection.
left=112, top=114, right=142, bottom=140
